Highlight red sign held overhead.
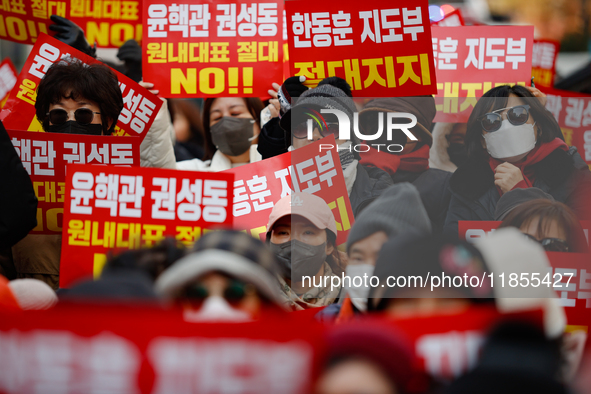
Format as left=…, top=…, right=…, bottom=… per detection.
left=0, top=34, right=162, bottom=143
left=59, top=164, right=234, bottom=288
left=432, top=25, right=534, bottom=123
left=7, top=129, right=141, bottom=235
left=142, top=0, right=284, bottom=98
left=285, top=0, right=437, bottom=97
left=0, top=1, right=142, bottom=48
left=532, top=40, right=560, bottom=88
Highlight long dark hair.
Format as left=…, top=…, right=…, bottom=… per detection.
left=499, top=199, right=589, bottom=253
left=201, top=97, right=264, bottom=161
left=465, top=85, right=563, bottom=162
left=326, top=230, right=345, bottom=276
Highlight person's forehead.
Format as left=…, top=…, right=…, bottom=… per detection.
left=210, top=98, right=246, bottom=112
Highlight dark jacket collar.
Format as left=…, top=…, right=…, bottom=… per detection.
left=450, top=149, right=576, bottom=200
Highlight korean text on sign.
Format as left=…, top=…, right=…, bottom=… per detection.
left=431, top=25, right=534, bottom=123
left=531, top=40, right=559, bottom=88
left=60, top=164, right=234, bottom=288
left=540, top=87, right=591, bottom=170
left=0, top=33, right=161, bottom=143
left=143, top=0, right=284, bottom=98
left=0, top=0, right=141, bottom=48
left=7, top=129, right=140, bottom=235
left=225, top=135, right=354, bottom=245
left=285, top=0, right=436, bottom=97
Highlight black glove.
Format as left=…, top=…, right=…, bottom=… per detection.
left=277, top=75, right=308, bottom=115
left=117, top=39, right=142, bottom=82
left=49, top=15, right=96, bottom=58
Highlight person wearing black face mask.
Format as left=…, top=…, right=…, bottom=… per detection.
left=266, top=192, right=346, bottom=310
left=176, top=97, right=266, bottom=172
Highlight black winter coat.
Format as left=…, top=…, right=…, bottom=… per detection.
left=444, top=147, right=591, bottom=238
left=0, top=121, right=38, bottom=249
left=349, top=164, right=394, bottom=217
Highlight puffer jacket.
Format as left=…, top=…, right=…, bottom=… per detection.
left=139, top=99, right=177, bottom=169
left=349, top=164, right=394, bottom=217
left=444, top=146, right=591, bottom=238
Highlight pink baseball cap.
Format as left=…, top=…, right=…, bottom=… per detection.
left=266, top=192, right=337, bottom=238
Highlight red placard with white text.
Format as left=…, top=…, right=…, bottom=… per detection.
left=285, top=0, right=437, bottom=97
left=432, top=25, right=534, bottom=123
left=0, top=34, right=162, bottom=142
left=532, top=40, right=560, bottom=88
left=225, top=135, right=354, bottom=245
left=142, top=0, right=284, bottom=98
left=0, top=304, right=324, bottom=394
left=431, top=9, right=465, bottom=27
left=7, top=129, right=140, bottom=235
left=59, top=164, right=234, bottom=288
left=383, top=307, right=544, bottom=380
left=540, top=87, right=591, bottom=170
left=0, top=1, right=141, bottom=48
left=0, top=58, right=17, bottom=108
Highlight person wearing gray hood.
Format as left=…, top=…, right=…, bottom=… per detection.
left=317, top=183, right=432, bottom=322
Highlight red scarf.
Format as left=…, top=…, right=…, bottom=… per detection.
left=359, top=144, right=430, bottom=175
left=488, top=138, right=568, bottom=194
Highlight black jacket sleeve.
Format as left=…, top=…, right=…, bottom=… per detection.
left=0, top=121, right=38, bottom=249
left=257, top=118, right=290, bottom=159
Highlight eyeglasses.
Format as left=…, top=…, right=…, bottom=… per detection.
left=183, top=280, right=256, bottom=305
left=47, top=108, right=101, bottom=126
left=292, top=119, right=340, bottom=139
left=480, top=105, right=530, bottom=132
left=524, top=234, right=570, bottom=253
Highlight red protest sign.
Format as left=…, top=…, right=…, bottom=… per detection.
left=546, top=252, right=591, bottom=328
left=285, top=0, right=436, bottom=97
left=431, top=8, right=465, bottom=27
left=60, top=164, right=234, bottom=288
left=532, top=40, right=560, bottom=88
left=372, top=307, right=544, bottom=380
left=225, top=135, right=355, bottom=245
left=0, top=58, right=17, bottom=108
left=142, top=0, right=284, bottom=98
left=540, top=87, right=591, bottom=170
left=7, top=129, right=140, bottom=235
left=432, top=25, right=534, bottom=123
left=0, top=33, right=162, bottom=143
left=0, top=1, right=141, bottom=48
left=0, top=303, right=325, bottom=394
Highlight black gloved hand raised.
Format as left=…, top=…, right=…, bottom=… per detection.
left=277, top=75, right=308, bottom=115
left=49, top=15, right=96, bottom=58
left=117, top=39, right=143, bottom=82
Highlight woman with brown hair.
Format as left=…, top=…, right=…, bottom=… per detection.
left=176, top=97, right=265, bottom=172
left=499, top=199, right=589, bottom=253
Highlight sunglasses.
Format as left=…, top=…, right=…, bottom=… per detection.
left=524, top=234, right=570, bottom=253
left=480, top=105, right=530, bottom=133
left=183, top=280, right=256, bottom=305
left=292, top=119, right=340, bottom=139
left=47, top=108, right=101, bottom=126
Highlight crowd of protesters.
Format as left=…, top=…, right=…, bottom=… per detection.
left=0, top=12, right=590, bottom=394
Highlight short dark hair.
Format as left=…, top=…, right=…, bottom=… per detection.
left=35, top=59, right=124, bottom=135
left=201, top=97, right=264, bottom=161
left=465, top=85, right=563, bottom=161
left=499, top=199, right=589, bottom=253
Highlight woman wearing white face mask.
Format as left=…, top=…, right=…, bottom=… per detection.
left=444, top=85, right=591, bottom=237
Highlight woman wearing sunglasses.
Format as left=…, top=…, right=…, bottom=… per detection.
left=444, top=85, right=591, bottom=237
left=155, top=231, right=287, bottom=321
left=499, top=199, right=588, bottom=253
